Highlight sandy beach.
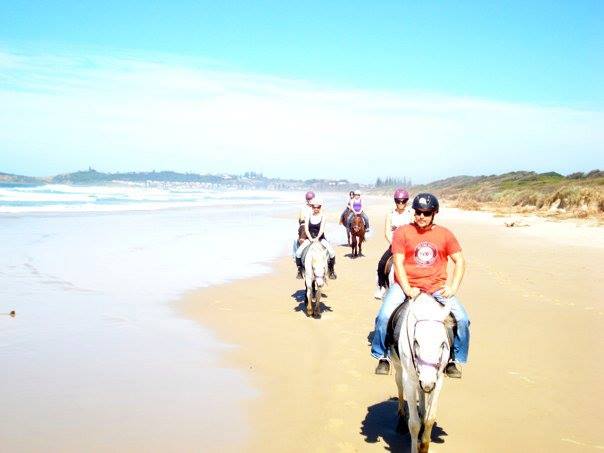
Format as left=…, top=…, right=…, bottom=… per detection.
left=180, top=201, right=604, bottom=452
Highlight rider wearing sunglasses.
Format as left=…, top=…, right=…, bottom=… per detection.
left=295, top=197, right=337, bottom=279
left=374, top=188, right=410, bottom=299
left=371, top=193, right=470, bottom=378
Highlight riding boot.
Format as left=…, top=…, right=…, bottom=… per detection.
left=295, top=257, right=303, bottom=279
left=328, top=257, right=337, bottom=279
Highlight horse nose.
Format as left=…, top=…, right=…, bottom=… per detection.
left=420, top=381, right=435, bottom=393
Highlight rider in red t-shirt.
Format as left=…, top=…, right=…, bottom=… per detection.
left=371, top=193, right=470, bottom=378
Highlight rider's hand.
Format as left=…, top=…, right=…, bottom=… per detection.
left=440, top=285, right=455, bottom=298
left=405, top=287, right=421, bottom=298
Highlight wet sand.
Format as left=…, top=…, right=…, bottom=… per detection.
left=180, top=202, right=604, bottom=452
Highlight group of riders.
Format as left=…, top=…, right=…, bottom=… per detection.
left=293, top=188, right=470, bottom=379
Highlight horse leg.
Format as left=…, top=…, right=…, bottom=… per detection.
left=419, top=378, right=444, bottom=453
left=403, top=375, right=421, bottom=453
left=305, top=279, right=313, bottom=317
left=313, top=282, right=321, bottom=319
left=393, top=359, right=408, bottom=434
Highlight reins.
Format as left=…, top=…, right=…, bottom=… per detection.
left=406, top=294, right=449, bottom=376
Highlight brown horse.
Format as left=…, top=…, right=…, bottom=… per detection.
left=350, top=214, right=365, bottom=258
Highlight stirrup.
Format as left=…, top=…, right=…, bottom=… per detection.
left=445, top=362, right=462, bottom=379
left=375, top=359, right=390, bottom=375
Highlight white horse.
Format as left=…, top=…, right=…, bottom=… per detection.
left=302, top=241, right=329, bottom=318
left=390, top=292, right=453, bottom=453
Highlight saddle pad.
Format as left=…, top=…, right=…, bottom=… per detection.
left=385, top=298, right=410, bottom=357
left=300, top=242, right=328, bottom=269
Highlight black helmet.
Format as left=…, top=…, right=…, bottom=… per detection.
left=412, top=193, right=439, bottom=213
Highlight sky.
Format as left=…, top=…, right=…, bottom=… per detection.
left=0, top=1, right=602, bottom=183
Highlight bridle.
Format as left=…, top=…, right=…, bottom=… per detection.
left=406, top=302, right=450, bottom=392
left=310, top=243, right=327, bottom=282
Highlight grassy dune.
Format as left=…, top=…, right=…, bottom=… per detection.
left=386, top=170, right=604, bottom=220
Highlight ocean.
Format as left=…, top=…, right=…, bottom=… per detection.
left=0, top=184, right=345, bottom=451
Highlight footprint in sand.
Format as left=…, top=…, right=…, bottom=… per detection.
left=561, top=438, right=604, bottom=449
left=508, top=371, right=535, bottom=384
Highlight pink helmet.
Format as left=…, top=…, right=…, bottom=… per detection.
left=305, top=190, right=315, bottom=201
left=393, top=188, right=409, bottom=201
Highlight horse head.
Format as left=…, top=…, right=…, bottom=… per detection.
left=311, top=253, right=326, bottom=287
left=407, top=293, right=451, bottom=393
left=351, top=214, right=364, bottom=233
left=306, top=242, right=328, bottom=287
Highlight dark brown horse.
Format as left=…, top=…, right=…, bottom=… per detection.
left=340, top=207, right=353, bottom=245
left=350, top=214, right=365, bottom=258
left=297, top=223, right=308, bottom=246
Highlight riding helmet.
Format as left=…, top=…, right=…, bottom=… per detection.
left=412, top=193, right=439, bottom=213
left=305, top=190, right=315, bottom=201
left=311, top=197, right=323, bottom=207
left=393, top=188, right=409, bottom=201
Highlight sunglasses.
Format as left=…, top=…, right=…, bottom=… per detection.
left=414, top=209, right=434, bottom=217
left=394, top=198, right=408, bottom=204
left=312, top=205, right=322, bottom=209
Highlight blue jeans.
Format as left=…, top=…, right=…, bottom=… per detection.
left=370, top=284, right=470, bottom=363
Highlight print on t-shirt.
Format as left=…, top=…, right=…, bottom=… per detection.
left=414, top=241, right=437, bottom=266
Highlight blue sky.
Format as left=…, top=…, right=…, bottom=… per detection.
left=1, top=1, right=602, bottom=182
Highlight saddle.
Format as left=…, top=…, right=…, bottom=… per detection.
left=386, top=296, right=457, bottom=357
left=346, top=211, right=366, bottom=229
left=300, top=242, right=328, bottom=270
left=385, top=299, right=410, bottom=357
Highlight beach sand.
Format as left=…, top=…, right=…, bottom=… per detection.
left=180, top=201, right=604, bottom=452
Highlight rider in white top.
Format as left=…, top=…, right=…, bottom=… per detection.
left=385, top=206, right=408, bottom=243
left=375, top=188, right=410, bottom=299
left=298, top=190, right=315, bottom=225
left=295, top=197, right=337, bottom=279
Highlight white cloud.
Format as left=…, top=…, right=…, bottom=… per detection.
left=0, top=49, right=602, bottom=182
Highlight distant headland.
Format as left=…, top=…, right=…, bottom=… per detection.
left=2, top=167, right=602, bottom=218
left=0, top=168, right=355, bottom=191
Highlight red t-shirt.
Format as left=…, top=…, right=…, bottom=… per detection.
left=391, top=223, right=461, bottom=293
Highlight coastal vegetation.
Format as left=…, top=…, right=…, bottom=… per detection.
left=409, top=170, right=604, bottom=218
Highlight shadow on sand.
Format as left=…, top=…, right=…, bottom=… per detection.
left=360, top=398, right=447, bottom=452
left=345, top=252, right=364, bottom=259
left=290, top=290, right=333, bottom=317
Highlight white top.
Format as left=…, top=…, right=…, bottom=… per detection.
left=390, top=209, right=407, bottom=230
left=308, top=212, right=323, bottom=225
left=298, top=205, right=312, bottom=224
